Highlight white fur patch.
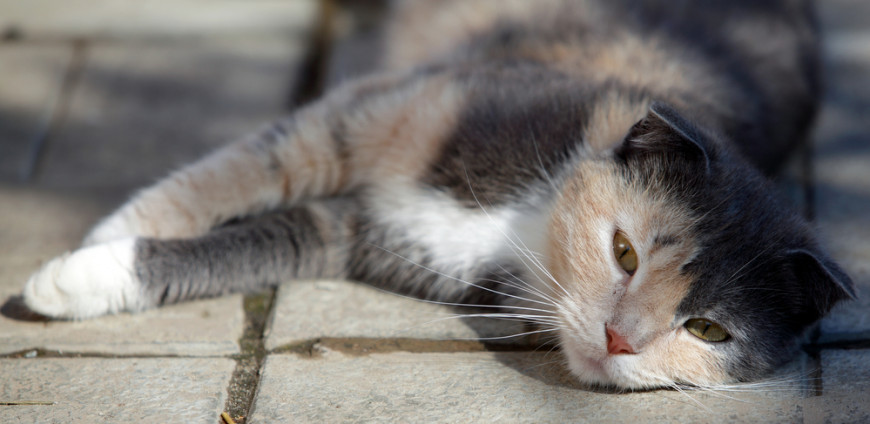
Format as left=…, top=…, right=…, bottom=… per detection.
left=82, top=209, right=143, bottom=246
left=23, top=238, right=145, bottom=319
left=369, top=183, right=550, bottom=275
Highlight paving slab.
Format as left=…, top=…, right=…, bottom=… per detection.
left=0, top=44, right=71, bottom=182
left=36, top=35, right=310, bottom=190
left=819, top=349, right=870, bottom=395
left=812, top=28, right=870, bottom=339
left=801, top=349, right=870, bottom=423
left=250, top=350, right=810, bottom=423
left=0, top=0, right=317, bottom=40
left=265, top=280, right=532, bottom=351
left=0, top=357, right=234, bottom=423
left=0, top=185, right=244, bottom=356
left=2, top=0, right=317, bottom=357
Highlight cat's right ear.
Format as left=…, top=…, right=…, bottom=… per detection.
left=787, top=249, right=857, bottom=316
left=614, top=102, right=713, bottom=175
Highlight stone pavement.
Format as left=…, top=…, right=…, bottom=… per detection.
left=1, top=1, right=869, bottom=423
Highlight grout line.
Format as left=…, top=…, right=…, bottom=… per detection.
left=801, top=133, right=816, bottom=221
left=270, top=337, right=548, bottom=357
left=0, top=348, right=222, bottom=359
left=807, top=347, right=824, bottom=397
left=287, top=0, right=337, bottom=108
left=19, top=39, right=88, bottom=183
left=803, top=323, right=825, bottom=397
left=813, top=337, right=870, bottom=350
left=221, top=289, right=277, bottom=424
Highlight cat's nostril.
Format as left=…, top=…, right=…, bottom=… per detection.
left=605, top=326, right=636, bottom=355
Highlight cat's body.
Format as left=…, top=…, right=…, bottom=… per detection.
left=23, top=0, right=854, bottom=389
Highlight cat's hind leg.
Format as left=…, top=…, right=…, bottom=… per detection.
left=81, top=111, right=349, bottom=246
left=83, top=71, right=460, bottom=246
left=24, top=200, right=354, bottom=319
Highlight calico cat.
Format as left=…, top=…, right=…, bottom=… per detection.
left=22, top=0, right=855, bottom=389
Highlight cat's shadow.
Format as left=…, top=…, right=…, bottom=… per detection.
left=0, top=295, right=50, bottom=322
left=1, top=291, right=657, bottom=396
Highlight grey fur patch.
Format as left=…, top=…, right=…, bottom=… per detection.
left=134, top=201, right=353, bottom=305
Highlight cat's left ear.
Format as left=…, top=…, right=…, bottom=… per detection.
left=615, top=101, right=712, bottom=174
left=787, top=248, right=857, bottom=314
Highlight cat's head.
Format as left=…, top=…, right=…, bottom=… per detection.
left=546, top=102, right=855, bottom=389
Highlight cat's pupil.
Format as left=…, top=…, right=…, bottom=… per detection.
left=612, top=231, right=638, bottom=275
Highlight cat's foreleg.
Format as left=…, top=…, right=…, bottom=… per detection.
left=24, top=200, right=354, bottom=319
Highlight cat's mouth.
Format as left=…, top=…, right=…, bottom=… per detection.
left=562, top=340, right=612, bottom=384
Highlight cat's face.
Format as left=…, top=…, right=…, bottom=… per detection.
left=544, top=103, right=854, bottom=389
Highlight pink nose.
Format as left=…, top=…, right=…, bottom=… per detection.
left=606, top=326, right=636, bottom=355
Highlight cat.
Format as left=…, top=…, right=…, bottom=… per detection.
left=21, top=0, right=855, bottom=390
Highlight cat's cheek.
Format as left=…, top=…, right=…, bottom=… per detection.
left=657, top=332, right=732, bottom=386
left=23, top=238, right=147, bottom=319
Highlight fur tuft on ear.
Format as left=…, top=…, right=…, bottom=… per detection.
left=615, top=101, right=712, bottom=174
left=787, top=248, right=857, bottom=316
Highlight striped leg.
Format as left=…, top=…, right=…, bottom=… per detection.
left=81, top=107, right=352, bottom=246
left=23, top=200, right=354, bottom=319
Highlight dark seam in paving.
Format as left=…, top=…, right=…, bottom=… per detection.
left=222, top=289, right=277, bottom=424
left=270, top=337, right=548, bottom=358
left=20, top=39, right=88, bottom=183
left=812, top=339, right=870, bottom=350
left=800, top=134, right=816, bottom=221
left=0, top=349, right=201, bottom=359
left=287, top=0, right=337, bottom=108
left=803, top=339, right=825, bottom=397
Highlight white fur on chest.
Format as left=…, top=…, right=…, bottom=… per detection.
left=368, top=183, right=550, bottom=273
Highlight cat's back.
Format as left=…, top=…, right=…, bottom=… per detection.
left=383, top=0, right=817, bottom=78
left=379, top=0, right=820, bottom=172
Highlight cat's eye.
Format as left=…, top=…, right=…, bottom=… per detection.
left=612, top=231, right=638, bottom=275
left=684, top=318, right=730, bottom=342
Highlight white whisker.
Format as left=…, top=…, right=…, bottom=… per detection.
left=439, top=312, right=561, bottom=323
left=451, top=327, right=561, bottom=342
left=459, top=163, right=572, bottom=300
left=368, top=243, right=553, bottom=307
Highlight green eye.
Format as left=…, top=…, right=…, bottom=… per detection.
left=613, top=231, right=638, bottom=275
left=684, top=318, right=730, bottom=342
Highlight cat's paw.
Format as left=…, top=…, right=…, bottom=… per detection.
left=22, top=238, right=146, bottom=319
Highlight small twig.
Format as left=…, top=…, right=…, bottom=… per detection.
left=220, top=412, right=237, bottom=424
left=0, top=400, right=56, bottom=406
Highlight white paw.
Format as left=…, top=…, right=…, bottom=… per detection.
left=23, top=238, right=147, bottom=319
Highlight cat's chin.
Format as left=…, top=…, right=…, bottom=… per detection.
left=562, top=342, right=665, bottom=390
